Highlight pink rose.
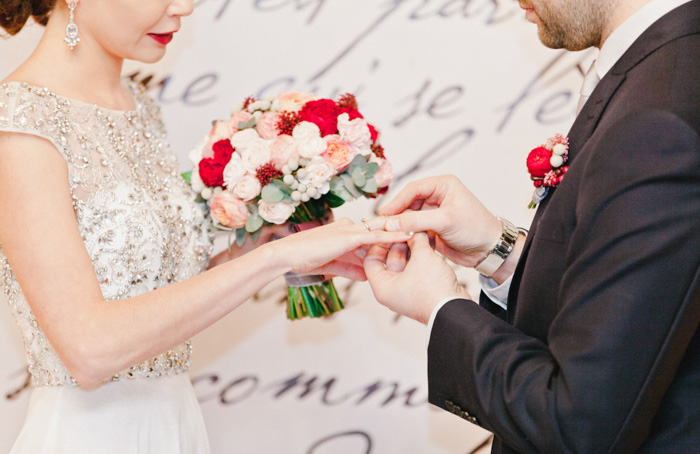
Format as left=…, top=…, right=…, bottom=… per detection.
left=369, top=154, right=394, bottom=188
left=337, top=113, right=372, bottom=154
left=228, top=111, right=253, bottom=133
left=321, top=135, right=356, bottom=172
left=274, top=91, right=317, bottom=112
left=269, top=135, right=298, bottom=170
left=256, top=112, right=282, bottom=140
left=210, top=191, right=249, bottom=229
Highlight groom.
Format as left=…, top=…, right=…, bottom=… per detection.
left=364, top=0, right=700, bottom=452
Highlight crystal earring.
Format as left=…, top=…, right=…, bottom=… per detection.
left=64, top=2, right=79, bottom=50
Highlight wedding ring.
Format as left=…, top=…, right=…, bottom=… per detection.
left=360, top=217, right=372, bottom=231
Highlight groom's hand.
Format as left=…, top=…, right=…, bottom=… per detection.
left=380, top=175, right=502, bottom=268
left=364, top=232, right=471, bottom=324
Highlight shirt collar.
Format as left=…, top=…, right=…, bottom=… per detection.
left=595, top=0, right=693, bottom=79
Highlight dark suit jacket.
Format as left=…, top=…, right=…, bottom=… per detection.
left=428, top=2, right=700, bottom=452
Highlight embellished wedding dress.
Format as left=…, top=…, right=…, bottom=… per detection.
left=0, top=81, right=214, bottom=453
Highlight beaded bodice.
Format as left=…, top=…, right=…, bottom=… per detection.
left=0, top=81, right=213, bottom=386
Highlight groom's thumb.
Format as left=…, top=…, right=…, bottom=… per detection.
left=384, top=211, right=434, bottom=235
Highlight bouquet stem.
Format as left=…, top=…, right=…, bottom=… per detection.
left=285, top=273, right=344, bottom=320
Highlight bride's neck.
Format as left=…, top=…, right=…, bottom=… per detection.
left=6, top=17, right=134, bottom=111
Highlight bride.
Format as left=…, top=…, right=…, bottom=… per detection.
left=0, top=0, right=408, bottom=451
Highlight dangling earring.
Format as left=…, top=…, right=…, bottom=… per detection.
left=64, top=2, right=80, bottom=50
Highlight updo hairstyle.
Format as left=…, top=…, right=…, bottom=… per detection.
left=1, top=0, right=57, bottom=36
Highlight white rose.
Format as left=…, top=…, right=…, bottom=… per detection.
left=188, top=141, right=205, bottom=167
left=223, top=153, right=246, bottom=189
left=299, top=156, right=336, bottom=188
left=232, top=173, right=262, bottom=201
left=190, top=167, right=205, bottom=193
left=338, top=113, right=372, bottom=154
left=258, top=200, right=296, bottom=225
left=292, top=121, right=321, bottom=140
left=293, top=122, right=326, bottom=159
left=230, top=129, right=261, bottom=152
left=239, top=139, right=271, bottom=171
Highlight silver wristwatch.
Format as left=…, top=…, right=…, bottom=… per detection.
left=475, top=218, right=519, bottom=278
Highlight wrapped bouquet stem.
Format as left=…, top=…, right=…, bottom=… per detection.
left=185, top=92, right=394, bottom=320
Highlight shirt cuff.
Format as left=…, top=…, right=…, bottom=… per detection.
left=427, top=295, right=464, bottom=344
left=479, top=273, right=512, bottom=310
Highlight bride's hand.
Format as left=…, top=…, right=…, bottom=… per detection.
left=267, top=217, right=413, bottom=281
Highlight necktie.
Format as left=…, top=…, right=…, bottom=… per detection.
left=576, top=60, right=600, bottom=115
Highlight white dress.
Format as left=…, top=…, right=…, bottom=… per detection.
left=0, top=81, right=214, bottom=453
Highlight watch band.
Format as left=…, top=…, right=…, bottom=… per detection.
left=475, top=218, right=518, bottom=277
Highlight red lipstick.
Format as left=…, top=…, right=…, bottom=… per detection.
left=148, top=32, right=174, bottom=45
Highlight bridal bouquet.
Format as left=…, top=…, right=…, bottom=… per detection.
left=185, top=92, right=394, bottom=319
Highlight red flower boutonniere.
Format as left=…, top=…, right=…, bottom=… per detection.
left=526, top=134, right=569, bottom=208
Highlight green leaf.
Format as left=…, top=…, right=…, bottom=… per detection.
left=245, top=214, right=264, bottom=233
left=362, top=162, right=379, bottom=178
left=181, top=171, right=192, bottom=185
left=351, top=166, right=366, bottom=187
left=347, top=154, right=366, bottom=174
left=330, top=176, right=345, bottom=191
left=235, top=228, right=247, bottom=247
left=238, top=117, right=257, bottom=130
left=361, top=177, right=378, bottom=194
left=323, top=192, right=346, bottom=208
left=272, top=179, right=293, bottom=194
left=249, top=228, right=262, bottom=243
left=261, top=184, right=285, bottom=203
left=341, top=174, right=362, bottom=198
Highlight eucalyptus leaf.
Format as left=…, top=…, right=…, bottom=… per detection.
left=249, top=228, right=262, bottom=243
left=330, top=176, right=345, bottom=191
left=245, top=214, right=264, bottom=233
left=235, top=228, right=248, bottom=247
left=362, top=162, right=379, bottom=178
left=261, top=184, right=285, bottom=203
left=341, top=174, right=362, bottom=198
left=181, top=171, right=192, bottom=185
left=351, top=167, right=366, bottom=187
left=272, top=179, right=293, bottom=194
left=361, top=177, right=378, bottom=194
left=238, top=117, right=257, bottom=130
left=347, top=154, right=366, bottom=173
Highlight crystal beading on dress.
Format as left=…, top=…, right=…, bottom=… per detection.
left=0, top=80, right=214, bottom=387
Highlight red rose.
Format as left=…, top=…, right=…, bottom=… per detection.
left=299, top=99, right=339, bottom=136
left=199, top=140, right=234, bottom=187
left=526, top=146, right=553, bottom=178
left=367, top=124, right=379, bottom=143
left=339, top=106, right=363, bottom=120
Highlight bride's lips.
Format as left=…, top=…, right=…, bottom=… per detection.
left=148, top=32, right=175, bottom=45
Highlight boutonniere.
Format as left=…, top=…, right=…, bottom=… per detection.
left=526, top=134, right=569, bottom=208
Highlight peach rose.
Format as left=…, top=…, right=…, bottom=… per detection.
left=321, top=135, right=356, bottom=172
left=274, top=91, right=317, bottom=112
left=269, top=135, right=298, bottom=170
left=256, top=112, right=281, bottom=140
left=210, top=191, right=249, bottom=229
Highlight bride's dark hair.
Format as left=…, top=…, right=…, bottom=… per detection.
left=1, top=0, right=56, bottom=36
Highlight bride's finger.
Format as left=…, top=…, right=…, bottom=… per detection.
left=386, top=243, right=408, bottom=272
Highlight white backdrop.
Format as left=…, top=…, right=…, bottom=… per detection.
left=0, top=1, right=595, bottom=452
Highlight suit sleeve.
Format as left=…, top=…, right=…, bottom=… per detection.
left=428, top=110, right=700, bottom=453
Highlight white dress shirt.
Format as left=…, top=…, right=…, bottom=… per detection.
left=427, top=0, right=693, bottom=339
